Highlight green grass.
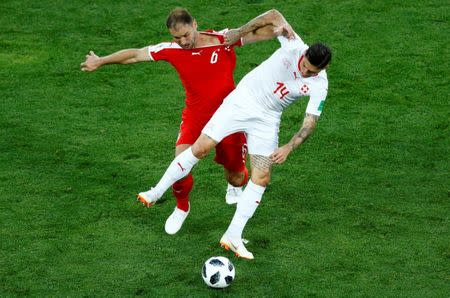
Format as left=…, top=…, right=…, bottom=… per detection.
left=1, top=0, right=449, bottom=296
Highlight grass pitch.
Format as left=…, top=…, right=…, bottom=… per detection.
left=1, top=0, right=449, bottom=296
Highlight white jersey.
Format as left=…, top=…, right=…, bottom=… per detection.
left=235, top=33, right=328, bottom=116
left=203, top=32, right=330, bottom=156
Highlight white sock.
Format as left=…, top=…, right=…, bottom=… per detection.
left=153, top=147, right=199, bottom=197
left=225, top=180, right=266, bottom=240
left=227, top=183, right=241, bottom=190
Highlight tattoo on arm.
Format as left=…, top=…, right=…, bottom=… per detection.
left=239, top=9, right=285, bottom=36
left=251, top=154, right=273, bottom=171
left=306, top=113, right=320, bottom=122
left=289, top=113, right=318, bottom=150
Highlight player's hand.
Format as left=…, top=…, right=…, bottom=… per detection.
left=80, top=51, right=101, bottom=72
left=224, top=29, right=241, bottom=46
left=269, top=144, right=292, bottom=164
left=273, top=23, right=295, bottom=40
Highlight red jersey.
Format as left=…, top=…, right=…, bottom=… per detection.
left=147, top=30, right=242, bottom=124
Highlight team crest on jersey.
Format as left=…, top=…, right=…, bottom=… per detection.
left=282, top=58, right=292, bottom=69
left=300, top=84, right=309, bottom=94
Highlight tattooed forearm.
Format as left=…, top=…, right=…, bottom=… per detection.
left=251, top=154, right=273, bottom=171
left=238, top=9, right=286, bottom=35
left=289, top=113, right=319, bottom=151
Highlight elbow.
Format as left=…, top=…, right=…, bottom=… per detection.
left=268, top=8, right=281, bottom=15
left=262, top=9, right=284, bottom=27
left=309, top=120, right=318, bottom=131
left=267, top=8, right=281, bottom=16
left=267, top=9, right=282, bottom=21
left=304, top=116, right=318, bottom=131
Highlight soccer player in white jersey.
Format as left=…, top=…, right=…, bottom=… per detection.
left=138, top=12, right=332, bottom=259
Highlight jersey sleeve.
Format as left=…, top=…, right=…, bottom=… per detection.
left=305, top=78, right=328, bottom=116
left=277, top=32, right=306, bottom=51
left=147, top=42, right=180, bottom=61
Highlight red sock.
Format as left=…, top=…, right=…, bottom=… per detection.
left=172, top=174, right=193, bottom=212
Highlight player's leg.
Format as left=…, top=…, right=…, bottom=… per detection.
left=224, top=168, right=248, bottom=204
left=172, top=144, right=193, bottom=212
left=219, top=125, right=278, bottom=259
left=228, top=155, right=271, bottom=238
left=164, top=144, right=194, bottom=235
left=137, top=134, right=217, bottom=207
left=220, top=154, right=272, bottom=259
left=203, top=89, right=255, bottom=205
left=214, top=133, right=249, bottom=204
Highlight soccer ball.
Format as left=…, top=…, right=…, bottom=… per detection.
left=202, top=256, right=235, bottom=288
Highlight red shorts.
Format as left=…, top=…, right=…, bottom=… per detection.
left=176, top=119, right=247, bottom=173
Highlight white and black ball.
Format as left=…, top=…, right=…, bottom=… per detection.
left=202, top=256, right=235, bottom=288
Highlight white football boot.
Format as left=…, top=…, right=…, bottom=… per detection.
left=220, top=234, right=254, bottom=260
left=137, top=188, right=159, bottom=207
left=225, top=184, right=243, bottom=205
left=165, top=204, right=190, bottom=235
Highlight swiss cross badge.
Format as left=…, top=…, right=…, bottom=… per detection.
left=301, top=84, right=309, bottom=94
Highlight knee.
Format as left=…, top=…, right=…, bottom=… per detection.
left=191, top=135, right=216, bottom=159
left=226, top=171, right=245, bottom=187
left=192, top=146, right=208, bottom=159
left=191, top=143, right=211, bottom=159
left=251, top=172, right=271, bottom=187
left=225, top=167, right=249, bottom=187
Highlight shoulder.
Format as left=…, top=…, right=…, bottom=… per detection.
left=200, top=29, right=225, bottom=44
left=200, top=29, right=242, bottom=47
left=314, top=71, right=328, bottom=88
left=278, top=32, right=307, bottom=52
left=308, top=72, right=328, bottom=97
left=148, top=42, right=181, bottom=53
left=147, top=42, right=182, bottom=61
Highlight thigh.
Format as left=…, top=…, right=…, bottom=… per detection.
left=244, top=111, right=281, bottom=157
left=214, top=132, right=247, bottom=172
left=201, top=90, right=251, bottom=143
left=246, top=134, right=278, bottom=157
left=176, top=119, right=204, bottom=146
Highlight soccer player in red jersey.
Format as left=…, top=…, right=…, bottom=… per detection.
left=81, top=8, right=293, bottom=234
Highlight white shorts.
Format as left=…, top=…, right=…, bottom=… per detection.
left=202, top=88, right=281, bottom=157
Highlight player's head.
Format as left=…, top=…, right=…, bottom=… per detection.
left=300, top=43, right=332, bottom=78
left=166, top=8, right=198, bottom=49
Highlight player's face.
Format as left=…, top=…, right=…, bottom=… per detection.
left=169, top=21, right=198, bottom=49
left=299, top=56, right=323, bottom=78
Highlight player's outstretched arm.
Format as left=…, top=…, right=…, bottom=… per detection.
left=80, top=47, right=150, bottom=72
left=224, top=9, right=294, bottom=46
left=270, top=113, right=318, bottom=164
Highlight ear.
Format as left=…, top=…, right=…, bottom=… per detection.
left=192, top=19, right=198, bottom=30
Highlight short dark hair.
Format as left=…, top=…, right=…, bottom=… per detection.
left=166, top=8, right=194, bottom=29
left=305, top=43, right=332, bottom=69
